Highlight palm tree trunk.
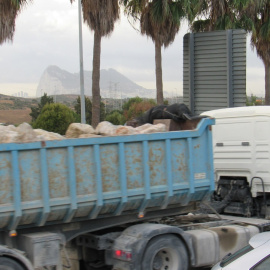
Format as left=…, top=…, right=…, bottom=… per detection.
left=155, top=42, right=164, bottom=105
left=92, top=31, right=101, bottom=128
left=265, top=62, right=270, bottom=105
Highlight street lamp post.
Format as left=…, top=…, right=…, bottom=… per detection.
left=78, top=0, right=86, bottom=124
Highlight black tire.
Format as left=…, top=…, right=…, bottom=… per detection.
left=142, top=234, right=189, bottom=270
left=0, top=257, right=24, bottom=270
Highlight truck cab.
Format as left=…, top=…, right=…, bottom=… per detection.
left=202, top=106, right=270, bottom=217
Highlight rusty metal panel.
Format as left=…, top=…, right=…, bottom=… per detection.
left=0, top=118, right=215, bottom=230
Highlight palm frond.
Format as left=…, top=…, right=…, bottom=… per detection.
left=81, top=0, right=120, bottom=36
left=0, top=0, right=31, bottom=44
left=121, top=0, right=148, bottom=19
left=0, top=0, right=18, bottom=44
left=140, top=0, right=185, bottom=47
left=191, top=19, right=211, bottom=32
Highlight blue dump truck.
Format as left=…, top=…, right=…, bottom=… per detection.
left=0, top=117, right=268, bottom=270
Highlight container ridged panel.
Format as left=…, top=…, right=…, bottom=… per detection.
left=183, top=30, right=246, bottom=114
left=183, top=34, right=190, bottom=106
left=232, top=30, right=246, bottom=107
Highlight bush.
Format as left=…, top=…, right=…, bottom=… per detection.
left=32, top=103, right=77, bottom=135
left=105, top=110, right=126, bottom=125
left=74, top=96, right=106, bottom=124
left=30, top=93, right=54, bottom=122
left=123, top=99, right=156, bottom=121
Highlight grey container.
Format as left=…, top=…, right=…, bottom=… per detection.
left=19, top=232, right=61, bottom=268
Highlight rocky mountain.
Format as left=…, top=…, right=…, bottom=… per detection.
left=36, top=66, right=157, bottom=98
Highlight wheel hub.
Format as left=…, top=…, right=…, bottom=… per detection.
left=152, top=250, right=173, bottom=270
left=153, top=253, right=163, bottom=269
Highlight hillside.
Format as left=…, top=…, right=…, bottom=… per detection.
left=0, top=94, right=81, bottom=125
left=0, top=94, right=37, bottom=110
left=0, top=93, right=183, bottom=125
left=36, top=66, right=158, bottom=98
left=0, top=94, right=36, bottom=125
left=0, top=109, right=32, bottom=125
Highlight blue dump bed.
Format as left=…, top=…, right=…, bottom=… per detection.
left=0, top=118, right=215, bottom=231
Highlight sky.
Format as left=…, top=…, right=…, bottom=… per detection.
left=0, top=0, right=265, bottom=98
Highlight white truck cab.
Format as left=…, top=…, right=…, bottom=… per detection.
left=202, top=106, right=270, bottom=217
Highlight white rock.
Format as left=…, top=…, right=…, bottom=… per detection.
left=115, top=126, right=139, bottom=135
left=0, top=120, right=168, bottom=145
left=66, top=123, right=95, bottom=138
left=95, top=121, right=119, bottom=136
left=15, top=123, right=37, bottom=143
left=34, top=129, right=64, bottom=141
left=140, top=123, right=166, bottom=134
left=0, top=128, right=18, bottom=144
left=7, top=125, right=16, bottom=131
left=135, top=124, right=153, bottom=132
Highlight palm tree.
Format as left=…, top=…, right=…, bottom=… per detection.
left=0, top=0, right=29, bottom=44
left=71, top=0, right=120, bottom=127
left=246, top=1, right=270, bottom=105
left=123, top=0, right=186, bottom=105
left=190, top=0, right=247, bottom=32
left=141, top=0, right=187, bottom=105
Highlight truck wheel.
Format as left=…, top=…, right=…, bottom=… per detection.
left=142, top=235, right=188, bottom=270
left=0, top=257, right=25, bottom=270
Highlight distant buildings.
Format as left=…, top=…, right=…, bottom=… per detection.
left=13, top=91, right=29, bottom=98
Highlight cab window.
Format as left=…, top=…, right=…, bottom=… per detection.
left=220, top=245, right=253, bottom=267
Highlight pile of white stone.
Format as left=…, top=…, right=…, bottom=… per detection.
left=64, top=121, right=167, bottom=138
left=0, top=123, right=64, bottom=144
left=0, top=121, right=166, bottom=144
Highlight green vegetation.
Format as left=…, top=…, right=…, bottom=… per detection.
left=105, top=110, right=126, bottom=125
left=105, top=97, right=156, bottom=125
left=30, top=93, right=54, bottom=122
left=74, top=96, right=106, bottom=124
left=246, top=95, right=264, bottom=106
left=0, top=93, right=174, bottom=127
left=0, top=94, right=36, bottom=110
left=32, top=103, right=77, bottom=135
left=74, top=96, right=92, bottom=124
left=30, top=95, right=158, bottom=130
left=122, top=97, right=156, bottom=121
